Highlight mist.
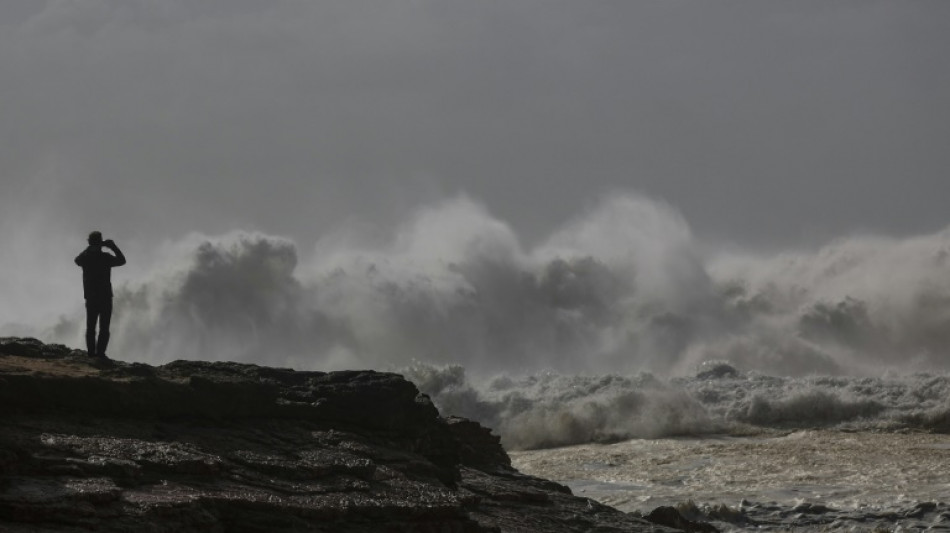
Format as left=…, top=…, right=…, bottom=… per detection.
left=10, top=193, right=950, bottom=380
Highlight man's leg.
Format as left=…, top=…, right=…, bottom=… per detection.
left=95, top=298, right=113, bottom=357
left=85, top=300, right=98, bottom=356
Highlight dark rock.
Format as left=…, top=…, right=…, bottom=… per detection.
left=444, top=416, right=511, bottom=471
left=0, top=337, right=667, bottom=532
left=791, top=502, right=833, bottom=514
left=646, top=506, right=720, bottom=532
left=902, top=501, right=937, bottom=518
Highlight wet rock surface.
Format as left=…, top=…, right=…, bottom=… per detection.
left=644, top=507, right=720, bottom=533
left=0, top=338, right=675, bottom=532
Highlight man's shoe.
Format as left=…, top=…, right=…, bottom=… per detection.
left=90, top=353, right=113, bottom=367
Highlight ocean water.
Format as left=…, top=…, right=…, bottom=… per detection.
left=511, top=431, right=950, bottom=531
left=405, top=363, right=950, bottom=531
left=404, top=361, right=950, bottom=447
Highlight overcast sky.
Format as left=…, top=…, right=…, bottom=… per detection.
left=3, top=0, right=949, bottom=250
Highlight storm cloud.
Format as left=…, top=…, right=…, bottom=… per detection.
left=3, top=1, right=949, bottom=248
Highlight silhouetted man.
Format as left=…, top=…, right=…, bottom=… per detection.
left=75, top=231, right=126, bottom=358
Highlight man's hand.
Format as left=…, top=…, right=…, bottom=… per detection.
left=103, top=239, right=117, bottom=249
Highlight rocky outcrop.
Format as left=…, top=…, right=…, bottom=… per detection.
left=644, top=507, right=720, bottom=533
left=0, top=338, right=674, bottom=532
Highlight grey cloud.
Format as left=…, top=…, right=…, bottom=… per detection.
left=3, top=1, right=949, bottom=249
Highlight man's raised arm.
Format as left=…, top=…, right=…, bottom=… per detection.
left=105, top=240, right=127, bottom=267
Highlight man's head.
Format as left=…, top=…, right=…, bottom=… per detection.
left=88, top=231, right=103, bottom=246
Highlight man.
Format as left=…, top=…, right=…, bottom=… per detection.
left=75, top=231, right=126, bottom=358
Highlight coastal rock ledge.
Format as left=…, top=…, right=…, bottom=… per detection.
left=0, top=338, right=678, bottom=532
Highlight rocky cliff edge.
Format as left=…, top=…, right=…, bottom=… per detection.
left=0, top=338, right=679, bottom=532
